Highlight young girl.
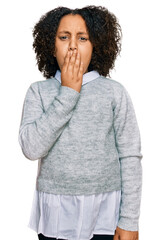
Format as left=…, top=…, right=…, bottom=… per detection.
left=18, top=6, right=142, bottom=240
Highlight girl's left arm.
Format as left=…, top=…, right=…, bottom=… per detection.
left=113, top=84, right=143, bottom=234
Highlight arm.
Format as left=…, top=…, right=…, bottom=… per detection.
left=113, top=85, right=143, bottom=235
left=18, top=48, right=83, bottom=161
left=18, top=83, right=80, bottom=160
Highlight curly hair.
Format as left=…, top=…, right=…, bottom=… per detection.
left=32, top=5, right=122, bottom=78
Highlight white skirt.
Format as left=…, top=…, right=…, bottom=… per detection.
left=28, top=189, right=121, bottom=240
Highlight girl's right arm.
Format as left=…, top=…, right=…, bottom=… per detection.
left=18, top=82, right=80, bottom=160
left=18, top=50, right=83, bottom=161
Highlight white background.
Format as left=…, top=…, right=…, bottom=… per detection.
left=0, top=0, right=161, bottom=239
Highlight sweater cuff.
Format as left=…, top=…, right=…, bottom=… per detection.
left=117, top=217, right=139, bottom=231
left=60, top=85, right=80, bottom=100
left=58, top=86, right=80, bottom=112
left=47, top=85, right=80, bottom=118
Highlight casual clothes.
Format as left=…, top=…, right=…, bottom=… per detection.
left=18, top=70, right=142, bottom=239
left=28, top=189, right=121, bottom=239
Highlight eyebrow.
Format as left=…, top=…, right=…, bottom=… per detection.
left=58, top=31, right=88, bottom=35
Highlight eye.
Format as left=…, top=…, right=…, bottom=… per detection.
left=79, top=37, right=88, bottom=41
left=59, top=36, right=68, bottom=40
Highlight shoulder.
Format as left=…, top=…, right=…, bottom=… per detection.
left=28, top=77, right=60, bottom=92
left=23, top=78, right=59, bottom=101
left=98, top=75, right=127, bottom=95
left=98, top=76, right=133, bottom=109
left=30, top=77, right=60, bottom=87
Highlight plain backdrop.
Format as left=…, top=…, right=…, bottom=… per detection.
left=0, top=0, right=160, bottom=239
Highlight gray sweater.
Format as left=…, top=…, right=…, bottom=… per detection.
left=18, top=74, right=143, bottom=231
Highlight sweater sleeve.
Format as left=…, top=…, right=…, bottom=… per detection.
left=18, top=82, right=80, bottom=160
left=113, top=84, right=143, bottom=231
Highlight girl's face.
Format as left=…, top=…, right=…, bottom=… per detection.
left=54, top=14, right=93, bottom=74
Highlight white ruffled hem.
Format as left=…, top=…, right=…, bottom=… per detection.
left=28, top=190, right=121, bottom=240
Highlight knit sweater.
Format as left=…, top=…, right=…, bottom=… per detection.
left=18, top=73, right=142, bottom=230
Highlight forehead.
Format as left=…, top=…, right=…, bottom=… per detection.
left=57, top=14, right=88, bottom=33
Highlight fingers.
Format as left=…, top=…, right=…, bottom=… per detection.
left=77, top=61, right=84, bottom=80
left=65, top=49, right=83, bottom=78
left=62, top=50, right=71, bottom=73
left=73, top=51, right=84, bottom=79
left=73, top=51, right=81, bottom=76
left=67, top=49, right=78, bottom=74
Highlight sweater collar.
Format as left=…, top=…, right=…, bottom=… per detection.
left=54, top=70, right=100, bottom=86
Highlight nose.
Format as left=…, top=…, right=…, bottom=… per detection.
left=68, top=37, right=77, bottom=51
